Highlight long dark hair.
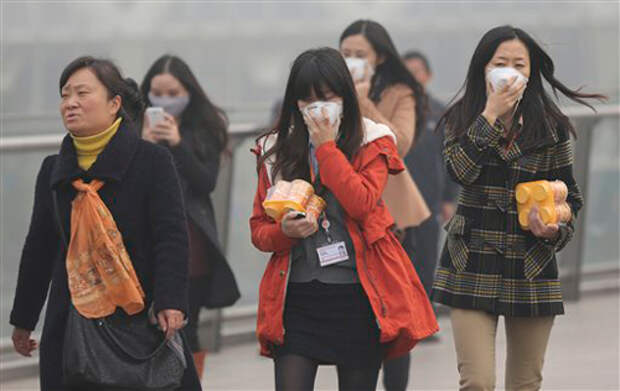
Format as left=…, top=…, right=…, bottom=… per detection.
left=140, top=55, right=229, bottom=157
left=340, top=20, right=427, bottom=142
left=438, top=25, right=606, bottom=145
left=257, top=47, right=364, bottom=182
left=59, top=56, right=144, bottom=124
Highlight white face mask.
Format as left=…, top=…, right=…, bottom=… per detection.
left=486, top=66, right=528, bottom=92
left=148, top=93, right=190, bottom=117
left=345, top=57, right=369, bottom=82
left=302, top=101, right=343, bottom=126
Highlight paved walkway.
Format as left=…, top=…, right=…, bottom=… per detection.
left=2, top=292, right=618, bottom=390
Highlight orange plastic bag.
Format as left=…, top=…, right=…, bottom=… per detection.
left=66, top=179, right=145, bottom=319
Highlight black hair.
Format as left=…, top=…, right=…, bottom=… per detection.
left=257, top=47, right=364, bottom=182
left=59, top=56, right=144, bottom=123
left=438, top=25, right=606, bottom=145
left=402, top=50, right=431, bottom=74
left=140, top=55, right=229, bottom=157
left=340, top=20, right=427, bottom=142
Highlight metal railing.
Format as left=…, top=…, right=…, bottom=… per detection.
left=553, top=104, right=620, bottom=300
left=0, top=104, right=618, bottom=381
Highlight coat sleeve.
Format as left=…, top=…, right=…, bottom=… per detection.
left=360, top=88, right=416, bottom=157
left=10, top=156, right=59, bottom=331
left=168, top=136, right=220, bottom=197
left=148, top=147, right=190, bottom=316
left=249, top=165, right=299, bottom=254
left=439, top=126, right=461, bottom=203
left=544, top=132, right=584, bottom=252
left=315, top=138, right=397, bottom=221
left=444, top=114, right=504, bottom=185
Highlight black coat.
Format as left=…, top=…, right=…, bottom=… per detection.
left=9, top=119, right=201, bottom=390
left=404, top=95, right=459, bottom=215
left=168, top=128, right=239, bottom=309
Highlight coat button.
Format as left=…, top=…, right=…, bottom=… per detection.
left=280, top=270, right=285, bottom=277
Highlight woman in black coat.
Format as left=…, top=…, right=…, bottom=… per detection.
left=140, top=55, right=240, bottom=379
left=10, top=56, right=201, bottom=390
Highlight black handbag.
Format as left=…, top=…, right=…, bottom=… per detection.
left=202, top=252, right=240, bottom=309
left=62, top=306, right=186, bottom=390
left=52, top=190, right=186, bottom=390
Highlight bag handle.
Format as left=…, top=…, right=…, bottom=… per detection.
left=99, top=318, right=170, bottom=361
left=54, top=190, right=171, bottom=361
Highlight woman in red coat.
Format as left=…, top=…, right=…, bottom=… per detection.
left=249, top=47, right=438, bottom=391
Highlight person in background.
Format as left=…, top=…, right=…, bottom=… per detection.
left=401, top=50, right=459, bottom=308
left=339, top=20, right=431, bottom=240
left=432, top=25, right=604, bottom=390
left=10, top=56, right=201, bottom=390
left=250, top=47, right=438, bottom=391
left=140, top=55, right=240, bottom=381
left=339, top=20, right=431, bottom=391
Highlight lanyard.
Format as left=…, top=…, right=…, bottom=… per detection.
left=308, top=147, right=333, bottom=243
left=320, top=212, right=333, bottom=243
left=309, top=144, right=319, bottom=183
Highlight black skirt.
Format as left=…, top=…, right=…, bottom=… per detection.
left=274, top=280, right=383, bottom=368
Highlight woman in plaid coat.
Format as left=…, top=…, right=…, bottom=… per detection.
left=431, top=26, right=604, bottom=390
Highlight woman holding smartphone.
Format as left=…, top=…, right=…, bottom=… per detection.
left=250, top=47, right=437, bottom=391
left=432, top=26, right=604, bottom=390
left=141, top=55, right=240, bottom=380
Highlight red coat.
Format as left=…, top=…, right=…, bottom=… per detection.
left=250, top=126, right=439, bottom=360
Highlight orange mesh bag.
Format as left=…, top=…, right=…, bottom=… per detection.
left=66, top=179, right=145, bottom=318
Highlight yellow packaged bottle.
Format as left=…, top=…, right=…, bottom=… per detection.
left=305, top=195, right=327, bottom=221
left=515, top=180, right=570, bottom=230
left=263, top=180, right=292, bottom=221
left=263, top=179, right=324, bottom=222
left=283, top=180, right=314, bottom=214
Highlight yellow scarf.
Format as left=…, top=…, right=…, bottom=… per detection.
left=71, top=117, right=122, bottom=171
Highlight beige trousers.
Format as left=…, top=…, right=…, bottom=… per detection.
left=451, top=308, right=555, bottom=391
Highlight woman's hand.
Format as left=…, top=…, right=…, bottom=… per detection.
left=141, top=115, right=159, bottom=144
left=281, top=211, right=318, bottom=239
left=157, top=309, right=185, bottom=340
left=482, top=76, right=526, bottom=125
left=354, top=61, right=373, bottom=100
left=440, top=202, right=457, bottom=224
left=144, top=112, right=181, bottom=146
left=355, top=81, right=371, bottom=100
left=304, top=109, right=340, bottom=147
left=12, top=327, right=37, bottom=357
left=528, top=206, right=560, bottom=241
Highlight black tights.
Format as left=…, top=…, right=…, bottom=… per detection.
left=382, top=352, right=410, bottom=391
left=274, top=354, right=380, bottom=391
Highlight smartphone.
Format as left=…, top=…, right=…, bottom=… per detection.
left=145, top=107, right=165, bottom=127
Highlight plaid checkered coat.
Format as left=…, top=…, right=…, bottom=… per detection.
left=431, top=115, right=583, bottom=317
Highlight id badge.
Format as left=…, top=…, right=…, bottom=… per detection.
left=317, top=241, right=349, bottom=267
